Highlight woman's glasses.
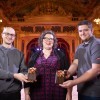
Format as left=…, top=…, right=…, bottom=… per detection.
left=43, top=37, right=54, bottom=42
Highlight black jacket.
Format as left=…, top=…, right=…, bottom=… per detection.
left=28, top=49, right=69, bottom=69
left=28, top=49, right=73, bottom=80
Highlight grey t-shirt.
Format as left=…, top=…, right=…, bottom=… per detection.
left=74, top=36, right=100, bottom=97
left=0, top=45, right=27, bottom=93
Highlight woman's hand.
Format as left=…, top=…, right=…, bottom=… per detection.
left=25, top=94, right=31, bottom=100
left=66, top=87, right=72, bottom=100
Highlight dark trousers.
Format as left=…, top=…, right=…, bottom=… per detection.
left=78, top=94, right=100, bottom=100
left=0, top=91, right=21, bottom=100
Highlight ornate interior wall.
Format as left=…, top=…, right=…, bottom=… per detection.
left=0, top=0, right=100, bottom=63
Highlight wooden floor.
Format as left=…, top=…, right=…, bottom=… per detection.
left=21, top=85, right=78, bottom=100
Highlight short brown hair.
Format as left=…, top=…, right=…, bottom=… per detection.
left=77, top=20, right=93, bottom=29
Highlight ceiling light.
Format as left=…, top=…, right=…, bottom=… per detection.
left=0, top=19, right=2, bottom=22
left=94, top=18, right=100, bottom=24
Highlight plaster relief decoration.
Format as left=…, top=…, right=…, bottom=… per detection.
left=89, top=6, right=100, bottom=22
left=0, top=0, right=99, bottom=23
left=29, top=2, right=67, bottom=16
left=24, top=2, right=72, bottom=23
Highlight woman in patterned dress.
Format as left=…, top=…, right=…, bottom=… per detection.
left=26, top=30, right=73, bottom=100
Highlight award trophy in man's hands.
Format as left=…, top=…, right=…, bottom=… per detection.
left=28, top=67, right=37, bottom=82
left=55, top=70, right=65, bottom=84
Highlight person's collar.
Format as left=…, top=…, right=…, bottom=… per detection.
left=0, top=44, right=14, bottom=50
left=82, top=36, right=95, bottom=46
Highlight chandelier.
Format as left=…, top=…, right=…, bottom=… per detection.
left=94, top=18, right=100, bottom=24
left=0, top=19, right=2, bottom=23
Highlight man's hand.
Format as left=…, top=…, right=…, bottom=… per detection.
left=14, top=73, right=29, bottom=82
left=59, top=80, right=75, bottom=88
left=64, top=70, right=71, bottom=79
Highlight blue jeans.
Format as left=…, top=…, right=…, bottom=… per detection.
left=78, top=94, right=100, bottom=100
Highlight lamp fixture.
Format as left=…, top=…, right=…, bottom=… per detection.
left=0, top=19, right=2, bottom=22
left=94, top=18, right=100, bottom=24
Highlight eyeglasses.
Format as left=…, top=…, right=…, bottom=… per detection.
left=3, top=33, right=16, bottom=37
left=43, top=37, right=54, bottom=41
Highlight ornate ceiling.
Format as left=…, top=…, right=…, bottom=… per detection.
left=0, top=0, right=100, bottom=21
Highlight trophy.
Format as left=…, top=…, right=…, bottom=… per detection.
left=28, top=67, right=37, bottom=82
left=55, top=70, right=67, bottom=84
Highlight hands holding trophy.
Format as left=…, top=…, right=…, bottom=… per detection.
left=27, top=67, right=37, bottom=82
left=55, top=70, right=70, bottom=84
